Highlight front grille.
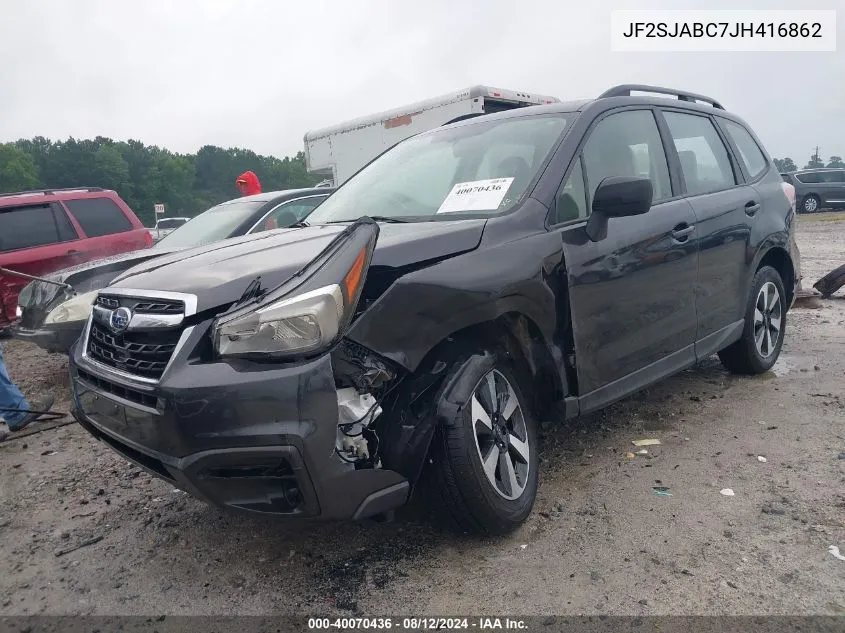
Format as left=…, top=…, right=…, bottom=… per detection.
left=87, top=294, right=187, bottom=380
left=95, top=295, right=183, bottom=315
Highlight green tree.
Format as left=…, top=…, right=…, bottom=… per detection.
left=773, top=157, right=797, bottom=172
left=153, top=152, right=195, bottom=224
left=0, top=143, right=42, bottom=191
left=827, top=156, right=844, bottom=168
left=93, top=145, right=131, bottom=193
left=1, top=136, right=321, bottom=220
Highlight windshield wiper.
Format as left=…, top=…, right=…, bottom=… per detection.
left=326, top=216, right=409, bottom=224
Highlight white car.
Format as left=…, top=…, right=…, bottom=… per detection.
left=150, top=217, right=190, bottom=242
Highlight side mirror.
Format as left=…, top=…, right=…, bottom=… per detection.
left=592, top=176, right=653, bottom=217
left=586, top=176, right=653, bottom=242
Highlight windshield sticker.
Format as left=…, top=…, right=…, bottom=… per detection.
left=436, top=178, right=514, bottom=214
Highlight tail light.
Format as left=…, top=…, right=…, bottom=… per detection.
left=143, top=230, right=154, bottom=248
left=781, top=182, right=796, bottom=214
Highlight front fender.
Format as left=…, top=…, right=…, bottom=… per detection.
left=347, top=230, right=564, bottom=374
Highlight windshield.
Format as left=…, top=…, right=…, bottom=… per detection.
left=155, top=200, right=265, bottom=248
left=305, top=115, right=568, bottom=224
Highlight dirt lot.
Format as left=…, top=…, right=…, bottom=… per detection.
left=1, top=214, right=844, bottom=616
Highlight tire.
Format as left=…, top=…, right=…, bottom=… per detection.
left=801, top=195, right=820, bottom=214
left=718, top=266, right=786, bottom=375
left=429, top=350, right=539, bottom=535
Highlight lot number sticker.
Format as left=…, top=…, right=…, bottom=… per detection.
left=436, top=178, right=514, bottom=214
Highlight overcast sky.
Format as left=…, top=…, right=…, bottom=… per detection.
left=1, top=0, right=842, bottom=164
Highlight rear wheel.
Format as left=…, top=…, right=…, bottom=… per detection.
left=718, top=266, right=786, bottom=375
left=430, top=350, right=539, bottom=535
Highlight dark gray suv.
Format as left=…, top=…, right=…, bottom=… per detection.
left=781, top=168, right=845, bottom=213
left=69, top=85, right=799, bottom=535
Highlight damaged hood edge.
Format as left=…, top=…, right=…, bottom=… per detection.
left=107, top=219, right=488, bottom=313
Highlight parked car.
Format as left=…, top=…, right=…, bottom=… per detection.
left=12, top=188, right=333, bottom=353
left=69, top=84, right=798, bottom=535
left=151, top=217, right=190, bottom=242
left=0, top=187, right=152, bottom=331
left=781, top=168, right=845, bottom=213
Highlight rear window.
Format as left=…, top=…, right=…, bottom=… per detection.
left=64, top=197, right=133, bottom=237
left=721, top=120, right=768, bottom=179
left=156, top=218, right=188, bottom=229
left=0, top=204, right=65, bottom=252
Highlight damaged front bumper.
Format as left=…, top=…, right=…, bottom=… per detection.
left=68, top=337, right=409, bottom=520
left=11, top=322, right=83, bottom=354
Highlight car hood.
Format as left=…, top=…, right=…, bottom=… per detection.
left=109, top=220, right=486, bottom=313
left=16, top=246, right=184, bottom=320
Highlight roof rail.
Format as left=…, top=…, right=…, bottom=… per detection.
left=0, top=186, right=105, bottom=199
left=598, top=84, right=725, bottom=110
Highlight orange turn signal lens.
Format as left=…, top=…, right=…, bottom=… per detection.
left=343, top=248, right=367, bottom=300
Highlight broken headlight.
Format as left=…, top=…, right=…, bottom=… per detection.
left=213, top=218, right=379, bottom=361
left=44, top=290, right=98, bottom=325
left=215, top=284, right=344, bottom=357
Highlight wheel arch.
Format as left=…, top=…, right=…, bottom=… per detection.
left=754, top=246, right=795, bottom=306
left=375, top=311, right=566, bottom=489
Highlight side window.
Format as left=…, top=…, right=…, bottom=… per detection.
left=797, top=172, right=820, bottom=184
left=0, top=205, right=61, bottom=252
left=64, top=198, right=133, bottom=238
left=53, top=205, right=78, bottom=242
left=721, top=119, right=768, bottom=179
left=663, top=112, right=737, bottom=195
left=552, top=158, right=588, bottom=224
left=821, top=170, right=845, bottom=183
left=251, top=197, right=326, bottom=233
left=582, top=110, right=672, bottom=205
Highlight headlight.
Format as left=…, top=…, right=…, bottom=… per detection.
left=44, top=291, right=98, bottom=325
left=213, top=218, right=378, bottom=360
left=216, top=285, right=344, bottom=357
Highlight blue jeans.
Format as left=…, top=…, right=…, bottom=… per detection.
left=0, top=344, right=30, bottom=429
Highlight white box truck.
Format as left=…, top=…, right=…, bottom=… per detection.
left=304, top=85, right=559, bottom=186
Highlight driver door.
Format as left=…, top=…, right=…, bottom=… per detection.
left=551, top=108, right=699, bottom=412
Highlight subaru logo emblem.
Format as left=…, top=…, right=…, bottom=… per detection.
left=109, top=306, right=132, bottom=332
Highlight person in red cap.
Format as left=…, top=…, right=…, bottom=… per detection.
left=235, top=171, right=262, bottom=196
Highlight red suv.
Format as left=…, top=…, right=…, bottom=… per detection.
left=0, top=187, right=152, bottom=329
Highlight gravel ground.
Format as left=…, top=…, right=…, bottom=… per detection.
left=0, top=214, right=843, bottom=616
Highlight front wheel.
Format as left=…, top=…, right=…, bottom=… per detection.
left=802, top=195, right=820, bottom=214
left=430, top=351, right=539, bottom=535
left=718, top=266, right=786, bottom=375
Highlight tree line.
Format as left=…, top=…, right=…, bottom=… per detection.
left=0, top=137, right=321, bottom=226
left=772, top=151, right=844, bottom=174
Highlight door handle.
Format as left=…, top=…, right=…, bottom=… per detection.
left=671, top=224, right=695, bottom=241
left=745, top=201, right=760, bottom=216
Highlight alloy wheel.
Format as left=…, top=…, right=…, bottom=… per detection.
left=754, top=281, right=782, bottom=358
left=803, top=197, right=819, bottom=213
left=470, top=369, right=530, bottom=501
